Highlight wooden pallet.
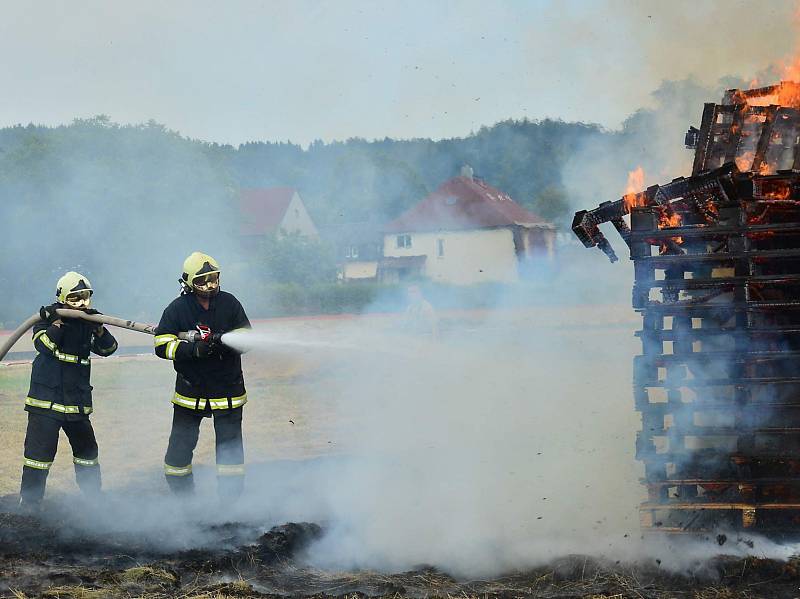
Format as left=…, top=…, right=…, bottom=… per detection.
left=631, top=200, right=800, bottom=534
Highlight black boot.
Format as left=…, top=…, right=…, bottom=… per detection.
left=17, top=496, right=42, bottom=515
left=165, top=473, right=195, bottom=495
left=217, top=474, right=244, bottom=502
left=74, top=463, right=102, bottom=500
left=20, top=464, right=48, bottom=507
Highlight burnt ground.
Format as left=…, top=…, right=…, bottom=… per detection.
left=1, top=495, right=800, bottom=599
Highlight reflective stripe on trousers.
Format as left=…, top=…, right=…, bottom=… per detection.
left=164, top=463, right=193, bottom=476
left=217, top=464, right=245, bottom=476
left=171, top=393, right=247, bottom=410
left=24, top=457, right=52, bottom=470
left=26, top=397, right=93, bottom=415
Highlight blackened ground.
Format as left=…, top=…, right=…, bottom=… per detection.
left=1, top=497, right=800, bottom=599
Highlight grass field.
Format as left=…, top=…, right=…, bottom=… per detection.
left=0, top=307, right=644, bottom=556
left=0, top=349, right=342, bottom=497
left=5, top=308, right=784, bottom=598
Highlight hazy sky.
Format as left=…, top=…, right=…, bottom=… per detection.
left=1, top=0, right=796, bottom=145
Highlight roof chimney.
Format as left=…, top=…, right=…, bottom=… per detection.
left=460, top=164, right=474, bottom=181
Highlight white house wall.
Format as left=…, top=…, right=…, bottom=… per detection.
left=280, top=192, right=319, bottom=238
left=383, top=228, right=519, bottom=284
left=343, top=261, right=378, bottom=280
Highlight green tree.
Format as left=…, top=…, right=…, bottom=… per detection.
left=531, top=184, right=570, bottom=224
left=256, top=231, right=338, bottom=286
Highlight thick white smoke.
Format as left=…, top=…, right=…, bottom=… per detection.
left=213, top=257, right=644, bottom=575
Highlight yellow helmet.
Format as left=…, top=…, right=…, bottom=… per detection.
left=56, top=271, right=93, bottom=309
left=181, top=252, right=221, bottom=297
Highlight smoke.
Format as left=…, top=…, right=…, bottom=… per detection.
left=0, top=118, right=246, bottom=326
left=299, top=307, right=643, bottom=575
left=5, top=5, right=800, bottom=578
left=215, top=262, right=800, bottom=577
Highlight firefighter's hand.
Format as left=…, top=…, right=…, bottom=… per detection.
left=39, top=304, right=61, bottom=324
left=84, top=308, right=101, bottom=315
left=192, top=339, right=213, bottom=359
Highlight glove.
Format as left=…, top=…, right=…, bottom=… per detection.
left=193, top=340, right=213, bottom=359
left=39, top=304, right=61, bottom=324
left=81, top=308, right=103, bottom=334
left=208, top=333, right=228, bottom=357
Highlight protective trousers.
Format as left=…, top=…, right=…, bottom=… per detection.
left=164, top=405, right=244, bottom=499
left=20, top=412, right=101, bottom=504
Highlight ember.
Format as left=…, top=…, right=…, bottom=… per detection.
left=573, top=81, right=800, bottom=537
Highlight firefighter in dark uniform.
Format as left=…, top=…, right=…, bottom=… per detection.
left=20, top=271, right=118, bottom=509
left=154, top=252, right=250, bottom=499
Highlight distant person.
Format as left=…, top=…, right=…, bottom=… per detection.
left=154, top=252, right=251, bottom=501
left=20, top=272, right=118, bottom=511
left=404, top=284, right=438, bottom=339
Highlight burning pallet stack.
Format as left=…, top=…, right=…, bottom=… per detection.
left=574, top=81, right=800, bottom=535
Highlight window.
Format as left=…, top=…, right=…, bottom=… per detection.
left=350, top=245, right=359, bottom=259
left=437, top=238, right=445, bottom=258
left=396, top=234, right=411, bottom=249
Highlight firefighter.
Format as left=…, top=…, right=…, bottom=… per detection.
left=404, top=284, right=438, bottom=339
left=20, top=271, right=118, bottom=510
left=154, top=252, right=251, bottom=500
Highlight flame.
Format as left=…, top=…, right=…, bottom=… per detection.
left=736, top=151, right=755, bottom=171
left=782, top=3, right=800, bottom=85
left=621, top=166, right=683, bottom=252
left=623, top=166, right=645, bottom=210
left=765, top=183, right=791, bottom=201
left=657, top=208, right=683, bottom=251
left=659, top=210, right=682, bottom=229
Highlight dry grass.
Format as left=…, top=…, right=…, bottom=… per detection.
left=0, top=349, right=342, bottom=496
left=692, top=589, right=756, bottom=599
left=120, top=565, right=177, bottom=585
left=39, top=585, right=111, bottom=599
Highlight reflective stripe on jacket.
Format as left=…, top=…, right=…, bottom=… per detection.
left=154, top=291, right=250, bottom=408
left=26, top=314, right=117, bottom=421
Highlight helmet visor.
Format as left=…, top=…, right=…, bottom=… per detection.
left=65, top=289, right=92, bottom=309
left=193, top=272, right=220, bottom=292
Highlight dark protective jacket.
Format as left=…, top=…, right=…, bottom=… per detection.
left=154, top=291, right=250, bottom=411
left=26, top=316, right=118, bottom=421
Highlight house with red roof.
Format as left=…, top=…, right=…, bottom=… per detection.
left=381, top=166, right=555, bottom=284
left=240, top=188, right=318, bottom=240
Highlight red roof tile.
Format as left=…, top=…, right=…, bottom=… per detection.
left=383, top=176, right=552, bottom=233
left=240, top=188, right=296, bottom=235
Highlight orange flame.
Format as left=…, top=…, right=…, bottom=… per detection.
left=765, top=183, right=791, bottom=201
left=657, top=208, right=683, bottom=250
left=782, top=3, right=800, bottom=85
left=623, top=166, right=645, bottom=210
left=659, top=211, right=682, bottom=229
left=759, top=161, right=775, bottom=176
left=736, top=151, right=755, bottom=172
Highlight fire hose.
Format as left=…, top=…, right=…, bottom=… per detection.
left=0, top=309, right=207, bottom=362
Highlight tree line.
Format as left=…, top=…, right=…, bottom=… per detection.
left=0, top=114, right=613, bottom=325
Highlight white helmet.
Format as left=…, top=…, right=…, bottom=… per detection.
left=56, top=271, right=93, bottom=309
